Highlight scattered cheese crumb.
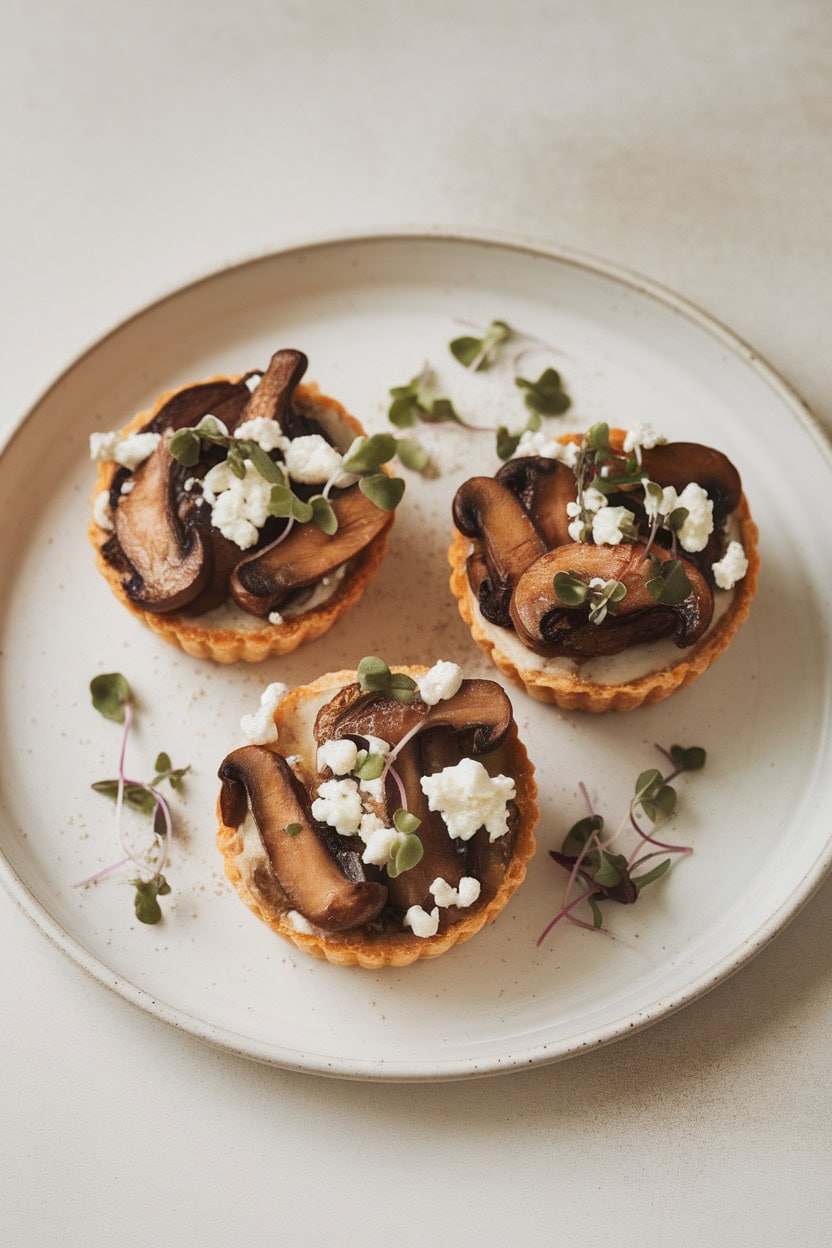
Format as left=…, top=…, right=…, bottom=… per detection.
left=240, top=682, right=288, bottom=745
left=359, top=816, right=407, bottom=867
left=245, top=373, right=262, bottom=393
left=430, top=876, right=481, bottom=909
left=712, top=540, right=748, bottom=590
left=286, top=910, right=314, bottom=934
left=92, top=490, right=112, bottom=531
left=420, top=757, right=515, bottom=842
left=513, top=430, right=580, bottom=467
left=403, top=905, right=440, bottom=938
left=89, top=429, right=161, bottom=470
left=623, top=421, right=667, bottom=456
left=311, top=778, right=363, bottom=836
left=592, top=505, right=634, bottom=546
left=120, top=480, right=135, bottom=495
left=284, top=434, right=344, bottom=484
left=642, top=480, right=679, bottom=522
left=675, top=482, right=714, bottom=553
left=234, top=416, right=289, bottom=454
left=317, top=738, right=359, bottom=776
left=268, top=610, right=284, bottom=625
left=202, top=460, right=273, bottom=549
left=415, top=660, right=464, bottom=706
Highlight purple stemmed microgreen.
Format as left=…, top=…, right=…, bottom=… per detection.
left=388, top=364, right=492, bottom=432
left=537, top=742, right=706, bottom=945
left=78, top=674, right=190, bottom=924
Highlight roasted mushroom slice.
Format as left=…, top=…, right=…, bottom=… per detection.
left=114, top=428, right=210, bottom=612
left=219, top=746, right=387, bottom=933
left=640, top=442, right=742, bottom=520
left=452, top=478, right=547, bottom=626
left=383, top=740, right=464, bottom=916
left=509, top=542, right=714, bottom=658
left=495, top=457, right=577, bottom=549
left=229, top=485, right=390, bottom=617
left=238, top=349, right=308, bottom=430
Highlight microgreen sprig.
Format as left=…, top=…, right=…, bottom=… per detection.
left=388, top=366, right=486, bottom=432
left=449, top=319, right=514, bottom=371
left=554, top=571, right=628, bottom=624
left=78, top=674, right=189, bottom=925
left=537, top=743, right=706, bottom=945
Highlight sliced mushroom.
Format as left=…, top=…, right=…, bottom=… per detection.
left=219, top=746, right=387, bottom=933
left=114, top=428, right=210, bottom=612
left=453, top=477, right=547, bottom=626
left=640, top=442, right=742, bottom=520
left=238, top=349, right=308, bottom=429
left=509, top=542, right=714, bottom=658
left=229, top=484, right=389, bottom=617
left=495, top=457, right=577, bottom=549
left=314, top=679, right=514, bottom=757
left=144, top=378, right=253, bottom=438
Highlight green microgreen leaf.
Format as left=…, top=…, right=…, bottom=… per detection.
left=387, top=831, right=424, bottom=879
left=388, top=393, right=420, bottom=428
left=242, top=442, right=285, bottom=484
left=359, top=473, right=405, bottom=511
left=342, top=432, right=398, bottom=474
left=554, top=570, right=589, bottom=608
left=168, top=428, right=202, bottom=468
left=91, top=779, right=156, bottom=816
left=633, top=859, right=672, bottom=890
left=666, top=506, right=689, bottom=534
left=635, top=768, right=664, bottom=802
left=561, top=814, right=604, bottom=856
left=496, top=426, right=521, bottom=461
left=357, top=656, right=391, bottom=691
left=586, top=422, right=611, bottom=453
left=154, top=752, right=171, bottom=773
left=515, top=367, right=571, bottom=416
left=133, top=875, right=170, bottom=925
left=423, top=398, right=463, bottom=425
left=646, top=558, right=693, bottom=606
left=353, top=751, right=385, bottom=781
left=310, top=495, right=338, bottom=535
left=449, top=319, right=514, bottom=371
left=588, top=896, right=605, bottom=928
left=267, top=484, right=314, bottom=523
left=90, top=673, right=131, bottom=723
left=393, top=809, right=422, bottom=835
left=670, top=744, right=707, bottom=772
left=396, top=436, right=437, bottom=477
left=593, top=852, right=623, bottom=888
left=151, top=753, right=190, bottom=790
left=284, top=823, right=302, bottom=837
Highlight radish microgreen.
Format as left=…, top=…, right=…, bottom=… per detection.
left=356, top=656, right=418, bottom=703
left=449, top=319, right=514, bottom=371
left=515, top=367, right=571, bottom=416
left=538, top=743, right=706, bottom=944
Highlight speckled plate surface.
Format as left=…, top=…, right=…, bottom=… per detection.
left=1, top=232, right=830, bottom=1080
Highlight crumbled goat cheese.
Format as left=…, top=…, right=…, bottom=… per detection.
left=183, top=477, right=198, bottom=492
left=311, top=778, right=363, bottom=836
left=592, top=505, right=634, bottom=546
left=268, top=610, right=284, bottom=625
left=356, top=735, right=391, bottom=802
left=360, top=816, right=408, bottom=868
left=245, top=373, right=262, bottom=393
left=317, top=738, right=359, bottom=776
left=202, top=459, right=273, bottom=549
left=567, top=516, right=587, bottom=543
left=234, top=416, right=289, bottom=454
left=564, top=486, right=607, bottom=518
left=675, top=482, right=714, bottom=553
left=420, top=757, right=515, bottom=843
left=89, top=429, right=161, bottom=470
left=92, top=490, right=113, bottom=531
left=642, top=480, right=679, bottom=522
left=240, top=682, right=288, bottom=746
left=403, top=905, right=440, bottom=939
left=623, top=421, right=667, bottom=456
left=430, top=876, right=481, bottom=909
left=712, top=540, right=748, bottom=590
left=284, top=434, right=344, bottom=484
left=513, top=430, right=580, bottom=467
left=416, top=660, right=464, bottom=706
left=286, top=910, right=315, bottom=934
left=120, top=480, right=135, bottom=495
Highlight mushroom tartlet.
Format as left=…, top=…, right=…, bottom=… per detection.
left=449, top=423, right=759, bottom=712
left=216, top=662, right=538, bottom=967
left=89, top=350, right=398, bottom=663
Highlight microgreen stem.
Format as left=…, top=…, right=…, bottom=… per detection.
left=386, top=763, right=408, bottom=813
left=579, top=781, right=595, bottom=818
left=74, top=856, right=132, bottom=888
left=536, top=887, right=596, bottom=945
left=641, top=510, right=661, bottom=563
left=627, top=810, right=692, bottom=865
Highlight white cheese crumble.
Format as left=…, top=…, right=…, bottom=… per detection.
left=89, top=429, right=161, bottom=470
left=245, top=373, right=262, bottom=393
left=403, top=905, right=440, bottom=939
left=712, top=540, right=748, bottom=590
left=642, top=480, right=679, bottom=522
left=120, top=480, right=135, bottom=495
left=183, top=477, right=198, bottom=492
left=268, top=610, right=284, bottom=625
left=623, top=422, right=667, bottom=462
left=286, top=909, right=315, bottom=934
left=92, top=490, right=112, bottom=530
left=317, top=738, right=359, bottom=777
left=430, top=876, right=481, bottom=909
left=311, top=778, right=363, bottom=836
left=239, top=682, right=288, bottom=746
left=420, top=757, right=515, bottom=843
left=591, top=505, right=634, bottom=546
left=359, top=815, right=408, bottom=867
left=284, top=434, right=344, bottom=484
left=512, top=430, right=580, bottom=467
left=202, top=459, right=273, bottom=549
left=234, top=416, right=289, bottom=454
left=415, top=660, right=464, bottom=706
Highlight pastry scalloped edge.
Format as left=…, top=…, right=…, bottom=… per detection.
left=216, top=668, right=539, bottom=968
left=447, top=431, right=760, bottom=712
left=88, top=378, right=394, bottom=664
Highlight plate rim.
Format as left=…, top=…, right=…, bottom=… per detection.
left=2, top=226, right=831, bottom=1081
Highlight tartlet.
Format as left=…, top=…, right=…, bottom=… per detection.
left=89, top=349, right=397, bottom=663
left=216, top=663, right=538, bottom=968
left=449, top=424, right=759, bottom=712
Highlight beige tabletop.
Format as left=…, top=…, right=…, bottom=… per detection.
left=2, top=2, right=831, bottom=1244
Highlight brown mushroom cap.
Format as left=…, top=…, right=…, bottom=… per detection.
left=238, top=349, right=308, bottom=432
left=495, top=457, right=577, bottom=549
left=218, top=746, right=387, bottom=933
left=114, top=429, right=210, bottom=612
left=640, top=442, right=742, bottom=520
left=452, top=477, right=547, bottom=626
left=229, top=485, right=391, bottom=617
left=509, top=542, right=714, bottom=658
left=314, top=679, right=514, bottom=757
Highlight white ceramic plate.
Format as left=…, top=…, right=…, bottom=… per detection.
left=1, top=233, right=830, bottom=1080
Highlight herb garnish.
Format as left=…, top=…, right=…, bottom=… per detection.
left=515, top=367, right=571, bottom=416
left=449, top=319, right=514, bottom=371
left=537, top=743, right=705, bottom=944
left=356, top=656, right=418, bottom=704
left=78, top=674, right=189, bottom=925
left=284, top=822, right=302, bottom=837
left=553, top=572, right=627, bottom=624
